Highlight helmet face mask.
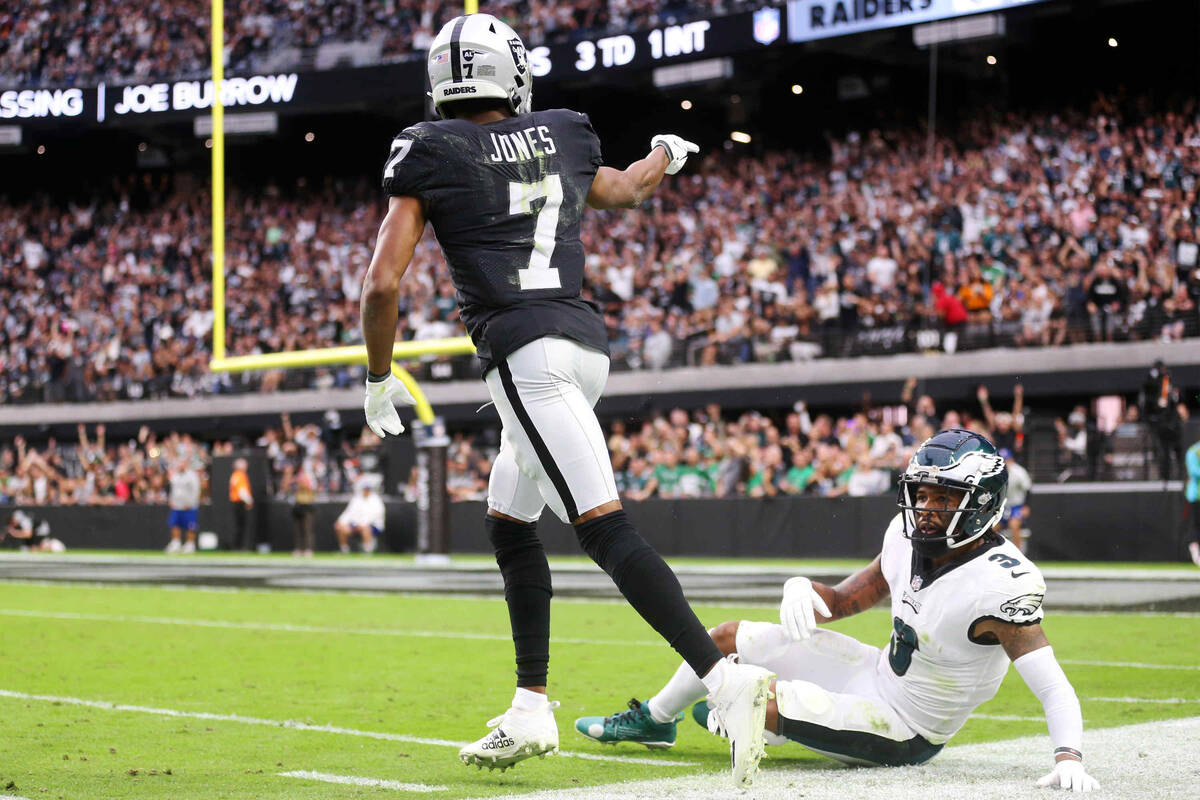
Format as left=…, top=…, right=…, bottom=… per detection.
left=897, top=430, right=1008, bottom=559
left=427, top=14, right=532, bottom=120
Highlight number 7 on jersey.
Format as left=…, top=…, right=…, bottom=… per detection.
left=509, top=175, right=563, bottom=290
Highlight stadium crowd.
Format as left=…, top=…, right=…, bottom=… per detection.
left=0, top=380, right=1032, bottom=507
left=0, top=0, right=761, bottom=88
left=4, top=97, right=1199, bottom=405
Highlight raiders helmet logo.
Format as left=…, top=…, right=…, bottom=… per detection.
left=1000, top=592, right=1044, bottom=617
left=508, top=37, right=528, bottom=74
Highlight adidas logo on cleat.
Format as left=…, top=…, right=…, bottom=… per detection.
left=481, top=729, right=516, bottom=749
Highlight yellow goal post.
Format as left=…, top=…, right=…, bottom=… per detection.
left=207, top=0, right=479, bottom=425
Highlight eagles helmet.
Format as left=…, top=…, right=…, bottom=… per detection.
left=897, top=429, right=1008, bottom=558
left=427, top=14, right=532, bottom=119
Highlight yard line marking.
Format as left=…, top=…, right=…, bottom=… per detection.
left=969, top=713, right=1043, bottom=722
left=0, top=609, right=662, bottom=647
left=1, top=795, right=35, bottom=800
left=1059, top=659, right=1200, bottom=671
left=0, top=689, right=692, bottom=767
left=278, top=771, right=446, bottom=791
left=1083, top=696, right=1200, bottom=704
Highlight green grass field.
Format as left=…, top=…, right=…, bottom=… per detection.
left=2, top=580, right=1198, bottom=799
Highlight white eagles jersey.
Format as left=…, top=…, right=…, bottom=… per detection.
left=875, top=513, right=1046, bottom=744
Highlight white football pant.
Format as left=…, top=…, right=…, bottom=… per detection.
left=484, top=336, right=618, bottom=524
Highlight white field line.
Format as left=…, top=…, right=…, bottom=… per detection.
left=0, top=689, right=691, bottom=767
left=1059, top=658, right=1200, bottom=671
left=460, top=715, right=1200, bottom=800
left=1083, top=696, right=1200, bottom=704
left=0, top=608, right=647, bottom=647
left=278, top=770, right=446, bottom=791
left=0, top=795, right=35, bottom=800
left=968, top=713, right=1043, bottom=722
left=6, top=609, right=1199, bottom=680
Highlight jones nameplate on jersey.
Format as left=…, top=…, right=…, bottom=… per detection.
left=488, top=126, right=558, bottom=163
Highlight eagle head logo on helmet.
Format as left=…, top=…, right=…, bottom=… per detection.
left=896, top=429, right=1008, bottom=559
left=427, top=14, right=532, bottom=120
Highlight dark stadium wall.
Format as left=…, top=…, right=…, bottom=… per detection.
left=20, top=491, right=1189, bottom=563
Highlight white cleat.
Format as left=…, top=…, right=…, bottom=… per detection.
left=180, top=541, right=196, bottom=554
left=706, top=655, right=775, bottom=789
left=164, top=540, right=182, bottom=554
left=459, top=700, right=560, bottom=771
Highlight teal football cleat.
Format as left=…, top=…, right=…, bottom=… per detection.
left=574, top=698, right=680, bottom=749
left=691, top=699, right=711, bottom=730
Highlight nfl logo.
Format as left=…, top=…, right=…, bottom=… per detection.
left=753, top=8, right=780, bottom=46
left=911, top=575, right=923, bottom=591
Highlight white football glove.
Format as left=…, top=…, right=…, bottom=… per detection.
left=363, top=374, right=417, bottom=438
left=651, top=134, right=700, bottom=175
left=780, top=576, right=832, bottom=641
left=1036, top=759, right=1099, bottom=792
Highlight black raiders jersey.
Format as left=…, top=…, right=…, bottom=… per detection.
left=382, top=108, right=609, bottom=371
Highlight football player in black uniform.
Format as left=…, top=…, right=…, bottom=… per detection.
left=359, top=13, right=773, bottom=787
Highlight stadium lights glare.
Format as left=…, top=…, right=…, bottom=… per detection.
left=204, top=138, right=213, bottom=149
left=791, top=84, right=803, bottom=95
left=36, top=145, right=45, bottom=155
left=681, top=100, right=693, bottom=110
left=305, top=132, right=315, bottom=142
left=731, top=131, right=752, bottom=144
left=138, top=142, right=148, bottom=152
left=1108, top=37, right=1118, bottom=47
left=986, top=55, right=997, bottom=65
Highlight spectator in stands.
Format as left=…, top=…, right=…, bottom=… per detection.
left=164, top=458, right=203, bottom=554
left=3, top=509, right=62, bottom=552
left=1140, top=360, right=1188, bottom=481
left=280, top=463, right=317, bottom=558
left=977, top=383, right=1024, bottom=455
left=334, top=475, right=385, bottom=554
left=1001, top=448, right=1033, bottom=553
left=1186, top=437, right=1200, bottom=568
left=229, top=457, right=255, bottom=551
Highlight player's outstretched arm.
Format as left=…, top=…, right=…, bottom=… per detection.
left=360, top=196, right=424, bottom=437
left=974, top=619, right=1099, bottom=792
left=586, top=135, right=698, bottom=210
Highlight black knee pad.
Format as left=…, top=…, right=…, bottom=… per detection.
left=487, top=515, right=552, bottom=596
left=573, top=509, right=655, bottom=581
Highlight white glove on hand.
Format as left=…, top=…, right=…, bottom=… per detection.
left=780, top=576, right=832, bottom=641
left=364, top=374, right=417, bottom=438
left=1036, top=759, right=1099, bottom=792
left=651, top=134, right=700, bottom=175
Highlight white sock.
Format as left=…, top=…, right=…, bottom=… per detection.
left=648, top=660, right=708, bottom=723
left=699, top=656, right=728, bottom=695
left=512, top=687, right=547, bottom=711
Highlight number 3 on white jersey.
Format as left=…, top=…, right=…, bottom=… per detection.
left=509, top=175, right=563, bottom=290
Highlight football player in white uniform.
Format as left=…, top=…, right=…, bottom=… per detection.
left=576, top=430, right=1099, bottom=792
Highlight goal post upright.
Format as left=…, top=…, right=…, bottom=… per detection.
left=210, top=0, right=226, bottom=362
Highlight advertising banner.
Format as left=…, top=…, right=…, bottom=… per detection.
left=786, top=0, right=1049, bottom=43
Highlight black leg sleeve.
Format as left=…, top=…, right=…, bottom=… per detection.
left=487, top=515, right=552, bottom=687
left=575, top=510, right=722, bottom=678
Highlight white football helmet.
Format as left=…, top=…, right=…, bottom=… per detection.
left=427, top=14, right=532, bottom=119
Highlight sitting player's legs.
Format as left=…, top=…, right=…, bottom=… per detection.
left=609, top=620, right=880, bottom=740
left=767, top=678, right=943, bottom=767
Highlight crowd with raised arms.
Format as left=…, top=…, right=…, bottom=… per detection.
left=2, top=96, right=1199, bottom=406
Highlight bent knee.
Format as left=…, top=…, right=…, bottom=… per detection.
left=710, top=620, right=740, bottom=655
